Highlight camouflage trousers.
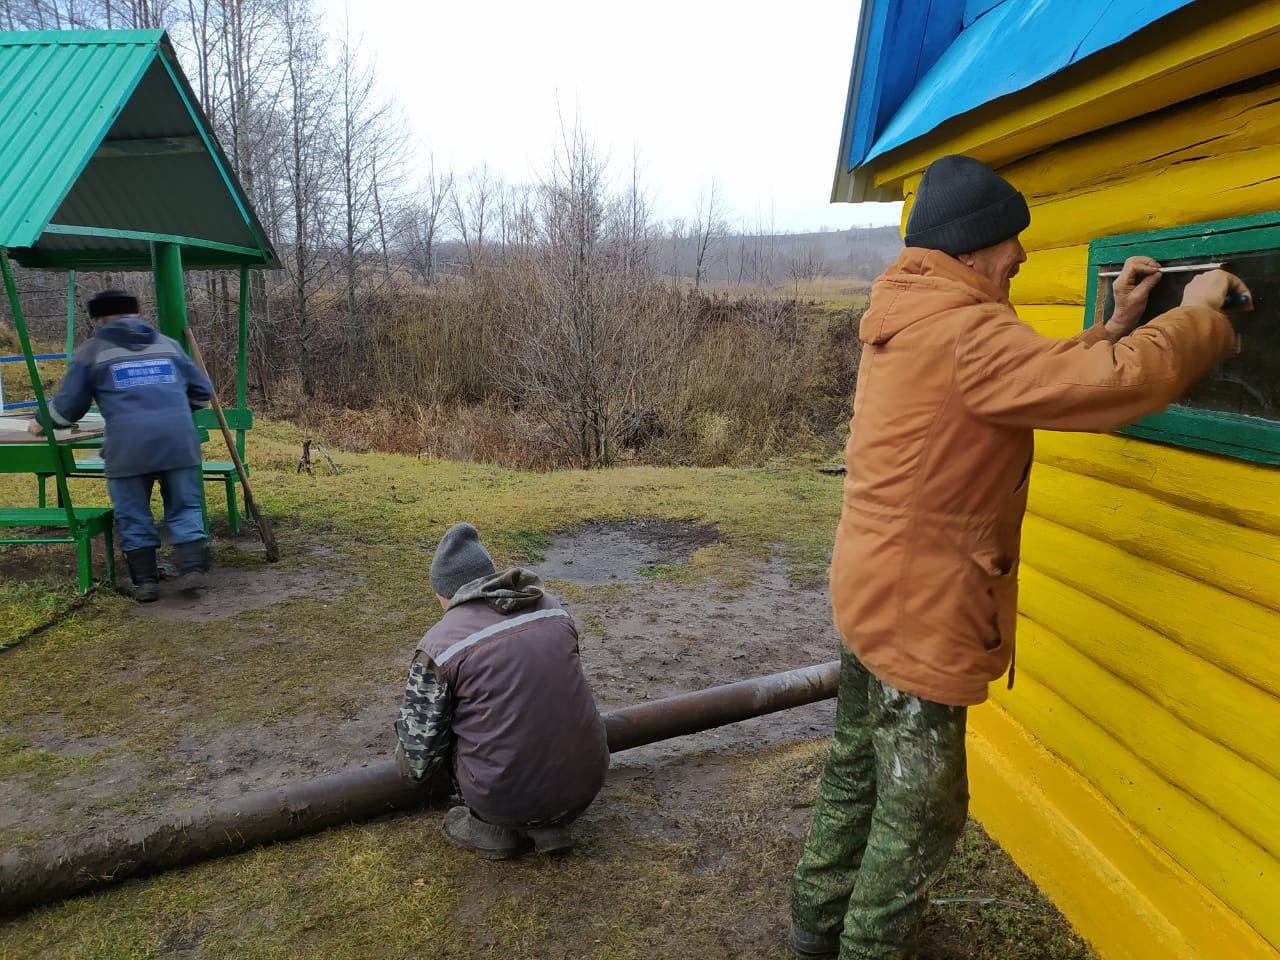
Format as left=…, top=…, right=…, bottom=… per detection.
left=791, top=649, right=968, bottom=960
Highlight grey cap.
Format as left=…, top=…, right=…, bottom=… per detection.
left=904, top=154, right=1030, bottom=256
left=429, top=523, right=496, bottom=598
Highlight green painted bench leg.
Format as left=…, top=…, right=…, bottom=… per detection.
left=37, top=473, right=47, bottom=508
left=200, top=477, right=210, bottom=537
left=104, top=518, right=117, bottom=587
left=76, top=530, right=92, bottom=595
left=225, top=474, right=240, bottom=534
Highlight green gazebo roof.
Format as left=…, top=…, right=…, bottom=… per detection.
left=0, top=29, right=276, bottom=270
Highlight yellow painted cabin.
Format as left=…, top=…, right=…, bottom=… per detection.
left=834, top=3, right=1280, bottom=957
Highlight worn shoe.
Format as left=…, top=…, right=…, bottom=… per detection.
left=788, top=922, right=839, bottom=959
left=124, top=548, right=160, bottom=603
left=441, top=806, right=520, bottom=860
left=172, top=539, right=209, bottom=594
left=522, top=825, right=573, bottom=855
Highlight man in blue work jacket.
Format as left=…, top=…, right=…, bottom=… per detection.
left=27, top=289, right=215, bottom=601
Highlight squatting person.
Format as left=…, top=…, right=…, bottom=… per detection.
left=28, top=289, right=215, bottom=602
left=788, top=154, right=1248, bottom=960
left=394, top=522, right=609, bottom=859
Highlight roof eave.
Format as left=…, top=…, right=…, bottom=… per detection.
left=155, top=35, right=278, bottom=267
left=829, top=0, right=880, bottom=205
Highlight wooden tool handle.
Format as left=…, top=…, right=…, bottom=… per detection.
left=184, top=328, right=280, bottom=562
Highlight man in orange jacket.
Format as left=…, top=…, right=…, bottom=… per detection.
left=788, top=154, right=1249, bottom=960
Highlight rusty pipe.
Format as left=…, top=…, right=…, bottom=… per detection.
left=0, top=661, right=839, bottom=916
left=602, top=660, right=839, bottom=751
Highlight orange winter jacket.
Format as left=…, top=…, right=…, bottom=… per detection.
left=832, top=248, right=1235, bottom=707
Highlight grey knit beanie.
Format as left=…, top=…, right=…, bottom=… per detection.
left=904, top=155, right=1030, bottom=256
left=429, top=523, right=496, bottom=598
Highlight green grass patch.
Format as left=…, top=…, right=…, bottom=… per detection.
left=0, top=577, right=81, bottom=650
left=0, top=735, right=106, bottom=794
left=0, top=740, right=1094, bottom=960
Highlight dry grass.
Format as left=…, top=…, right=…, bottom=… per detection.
left=245, top=283, right=869, bottom=470
left=264, top=388, right=575, bottom=468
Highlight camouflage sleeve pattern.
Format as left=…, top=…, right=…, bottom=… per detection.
left=394, top=651, right=454, bottom=784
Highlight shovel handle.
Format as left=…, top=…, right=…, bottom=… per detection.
left=184, top=328, right=280, bottom=563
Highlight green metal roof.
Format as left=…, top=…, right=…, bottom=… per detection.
left=0, top=30, right=276, bottom=269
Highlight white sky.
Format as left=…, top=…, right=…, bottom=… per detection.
left=321, top=0, right=903, bottom=234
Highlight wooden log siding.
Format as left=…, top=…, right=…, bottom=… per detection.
left=1018, top=565, right=1280, bottom=781
left=1022, top=515, right=1280, bottom=697
left=995, top=672, right=1279, bottom=949
left=965, top=705, right=1257, bottom=960
left=890, top=66, right=1280, bottom=959
left=1014, top=615, right=1280, bottom=858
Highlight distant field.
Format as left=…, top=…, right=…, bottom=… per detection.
left=676, top=274, right=873, bottom=307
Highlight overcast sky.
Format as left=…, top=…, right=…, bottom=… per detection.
left=319, top=0, right=903, bottom=234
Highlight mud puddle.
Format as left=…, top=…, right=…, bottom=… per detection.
left=537, top=518, right=722, bottom=584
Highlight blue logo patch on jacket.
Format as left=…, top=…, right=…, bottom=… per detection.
left=110, top=359, right=178, bottom=389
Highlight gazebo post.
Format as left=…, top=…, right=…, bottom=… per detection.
left=152, top=241, right=189, bottom=346
left=65, top=270, right=76, bottom=356
left=151, top=240, right=211, bottom=534
left=0, top=250, right=76, bottom=527
left=236, top=264, right=248, bottom=461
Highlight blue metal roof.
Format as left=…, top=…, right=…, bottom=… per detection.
left=836, top=0, right=1200, bottom=193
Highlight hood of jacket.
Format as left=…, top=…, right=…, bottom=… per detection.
left=93, top=316, right=159, bottom=350
left=447, top=567, right=545, bottom=614
left=859, top=247, right=1009, bottom=346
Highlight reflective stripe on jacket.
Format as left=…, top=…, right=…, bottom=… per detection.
left=417, top=590, right=608, bottom=825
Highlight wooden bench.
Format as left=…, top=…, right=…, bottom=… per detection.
left=0, top=444, right=115, bottom=594
left=38, top=459, right=244, bottom=535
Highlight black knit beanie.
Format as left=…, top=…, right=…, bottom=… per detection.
left=904, top=155, right=1030, bottom=256
left=88, top=289, right=139, bottom=318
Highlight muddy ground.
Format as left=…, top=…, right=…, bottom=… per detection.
left=0, top=518, right=1093, bottom=959
left=3, top=520, right=837, bottom=833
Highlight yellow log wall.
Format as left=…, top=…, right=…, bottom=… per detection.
left=898, top=73, right=1280, bottom=960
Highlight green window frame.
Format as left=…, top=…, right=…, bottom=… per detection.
left=1084, top=211, right=1280, bottom=465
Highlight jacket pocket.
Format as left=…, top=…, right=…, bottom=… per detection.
left=969, top=551, right=1017, bottom=652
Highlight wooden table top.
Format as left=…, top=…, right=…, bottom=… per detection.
left=0, top=415, right=105, bottom=445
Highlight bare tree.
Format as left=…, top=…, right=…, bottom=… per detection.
left=402, top=156, right=454, bottom=286
left=692, top=180, right=726, bottom=290
left=496, top=123, right=692, bottom=467
left=788, top=240, right=830, bottom=292
left=332, top=12, right=406, bottom=372
left=278, top=0, right=333, bottom=397
left=452, top=164, right=496, bottom=275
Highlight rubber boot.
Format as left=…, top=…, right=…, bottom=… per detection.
left=522, top=824, right=574, bottom=855
left=441, top=806, right=520, bottom=860
left=172, top=539, right=210, bottom=594
left=124, top=548, right=160, bottom=603
left=788, top=922, right=839, bottom=959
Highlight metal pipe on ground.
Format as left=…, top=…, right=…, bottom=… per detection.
left=0, top=661, right=840, bottom=916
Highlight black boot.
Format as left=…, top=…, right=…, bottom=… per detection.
left=173, top=539, right=210, bottom=593
left=124, top=548, right=160, bottom=603
left=441, top=807, right=520, bottom=860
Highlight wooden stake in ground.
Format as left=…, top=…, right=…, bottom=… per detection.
left=184, top=328, right=280, bottom=562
